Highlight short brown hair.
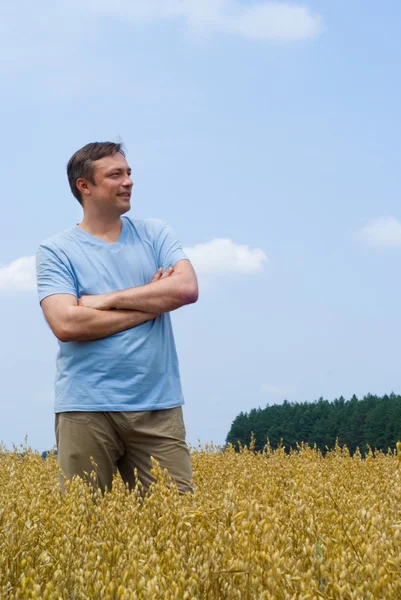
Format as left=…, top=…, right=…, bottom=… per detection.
left=67, top=142, right=125, bottom=204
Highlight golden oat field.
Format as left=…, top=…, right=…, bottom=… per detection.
left=1, top=440, right=401, bottom=599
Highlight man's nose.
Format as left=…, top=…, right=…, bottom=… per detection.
left=123, top=175, right=134, bottom=188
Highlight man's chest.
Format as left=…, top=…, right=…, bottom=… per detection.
left=69, top=241, right=158, bottom=296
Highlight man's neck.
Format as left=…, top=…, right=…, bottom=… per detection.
left=78, top=214, right=123, bottom=243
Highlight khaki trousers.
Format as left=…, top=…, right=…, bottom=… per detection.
left=55, top=406, right=193, bottom=495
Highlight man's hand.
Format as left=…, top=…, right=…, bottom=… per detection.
left=78, top=266, right=175, bottom=310
left=78, top=293, right=112, bottom=310
left=151, top=266, right=174, bottom=283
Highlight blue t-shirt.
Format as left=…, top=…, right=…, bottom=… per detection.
left=36, top=217, right=189, bottom=413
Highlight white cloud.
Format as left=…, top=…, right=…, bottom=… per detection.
left=0, top=239, right=266, bottom=293
left=184, top=238, right=267, bottom=275
left=0, top=257, right=36, bottom=293
left=0, top=1, right=322, bottom=76
left=95, top=0, right=322, bottom=42
left=360, top=216, right=401, bottom=247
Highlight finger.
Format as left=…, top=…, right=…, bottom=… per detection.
left=161, top=267, right=174, bottom=279
left=151, top=268, right=163, bottom=282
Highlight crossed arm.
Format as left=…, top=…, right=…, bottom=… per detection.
left=40, top=260, right=198, bottom=343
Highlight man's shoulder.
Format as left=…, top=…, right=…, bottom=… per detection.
left=37, top=227, right=78, bottom=253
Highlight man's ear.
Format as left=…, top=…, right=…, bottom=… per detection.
left=76, top=178, right=92, bottom=197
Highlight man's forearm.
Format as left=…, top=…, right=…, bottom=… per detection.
left=109, top=278, right=187, bottom=313
left=78, top=261, right=198, bottom=314
left=59, top=306, right=158, bottom=342
left=79, top=281, right=189, bottom=313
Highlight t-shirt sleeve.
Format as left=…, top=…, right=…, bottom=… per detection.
left=152, top=220, right=189, bottom=269
left=36, top=244, right=77, bottom=303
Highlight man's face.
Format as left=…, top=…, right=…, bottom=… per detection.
left=83, top=153, right=133, bottom=214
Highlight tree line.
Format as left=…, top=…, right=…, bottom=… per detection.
left=226, top=393, right=401, bottom=454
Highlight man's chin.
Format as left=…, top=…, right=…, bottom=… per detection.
left=117, top=202, right=131, bottom=215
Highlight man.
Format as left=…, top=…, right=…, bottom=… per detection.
left=36, top=141, right=198, bottom=495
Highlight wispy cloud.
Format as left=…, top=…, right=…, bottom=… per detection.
left=0, top=1, right=322, bottom=82
left=1, top=0, right=322, bottom=70
left=0, top=257, right=36, bottom=292
left=184, top=238, right=267, bottom=275
left=96, top=0, right=323, bottom=42
left=360, top=216, right=401, bottom=247
left=0, top=239, right=267, bottom=293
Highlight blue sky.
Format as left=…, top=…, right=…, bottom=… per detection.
left=1, top=0, right=401, bottom=452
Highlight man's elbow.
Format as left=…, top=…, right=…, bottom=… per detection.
left=179, top=283, right=199, bottom=306
left=53, top=309, right=77, bottom=342
left=54, top=324, right=73, bottom=343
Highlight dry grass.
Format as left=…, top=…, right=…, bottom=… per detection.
left=1, top=439, right=401, bottom=599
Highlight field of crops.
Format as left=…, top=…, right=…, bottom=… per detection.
left=1, top=440, right=401, bottom=599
